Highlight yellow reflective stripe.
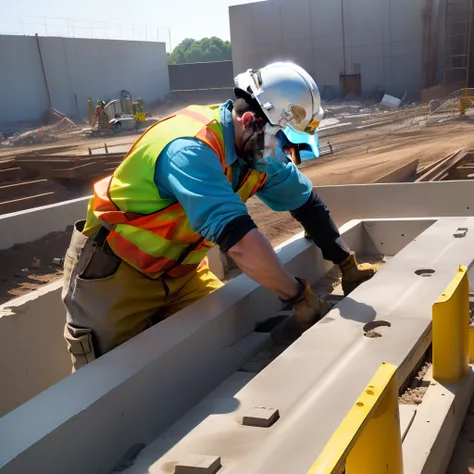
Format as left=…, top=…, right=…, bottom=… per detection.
left=114, top=225, right=197, bottom=260
left=237, top=171, right=267, bottom=202
left=182, top=247, right=210, bottom=265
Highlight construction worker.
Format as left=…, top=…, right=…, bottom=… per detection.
left=62, top=62, right=376, bottom=371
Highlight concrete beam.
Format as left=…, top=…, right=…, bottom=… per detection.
left=403, top=368, right=474, bottom=474
left=375, top=158, right=419, bottom=183
left=94, top=217, right=474, bottom=474
left=0, top=219, right=366, bottom=474
left=0, top=196, right=89, bottom=250
left=316, top=181, right=474, bottom=227
left=0, top=281, right=69, bottom=418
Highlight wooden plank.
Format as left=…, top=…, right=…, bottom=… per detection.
left=51, top=162, right=103, bottom=179
left=0, top=167, right=21, bottom=183
left=0, top=179, right=49, bottom=200
left=0, top=192, right=55, bottom=215
left=416, top=150, right=466, bottom=182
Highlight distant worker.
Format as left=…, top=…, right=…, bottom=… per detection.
left=87, top=97, right=95, bottom=127
left=62, top=62, right=376, bottom=370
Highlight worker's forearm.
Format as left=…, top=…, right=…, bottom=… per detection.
left=290, top=191, right=350, bottom=264
left=227, top=228, right=300, bottom=300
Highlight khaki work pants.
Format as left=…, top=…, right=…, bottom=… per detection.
left=62, top=221, right=223, bottom=371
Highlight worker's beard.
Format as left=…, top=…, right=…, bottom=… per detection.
left=239, top=119, right=274, bottom=167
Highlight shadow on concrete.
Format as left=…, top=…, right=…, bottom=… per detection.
left=335, top=296, right=377, bottom=324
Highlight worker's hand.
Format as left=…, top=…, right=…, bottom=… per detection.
left=339, top=252, right=376, bottom=296
left=283, top=278, right=331, bottom=331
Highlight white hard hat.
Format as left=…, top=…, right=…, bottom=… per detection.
left=234, top=62, right=324, bottom=135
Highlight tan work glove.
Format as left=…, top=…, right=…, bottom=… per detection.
left=283, top=277, right=331, bottom=331
left=339, top=252, right=376, bottom=296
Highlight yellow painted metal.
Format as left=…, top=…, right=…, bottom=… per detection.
left=308, top=362, right=403, bottom=474
left=469, top=327, right=474, bottom=364
left=460, top=88, right=474, bottom=115
left=432, top=265, right=470, bottom=383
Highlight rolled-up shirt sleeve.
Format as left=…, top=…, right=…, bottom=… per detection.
left=154, top=138, right=251, bottom=243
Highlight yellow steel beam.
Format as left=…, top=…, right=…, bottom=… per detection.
left=432, top=265, right=470, bottom=383
left=308, top=362, right=402, bottom=474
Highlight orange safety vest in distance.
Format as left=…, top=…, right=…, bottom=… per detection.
left=83, top=105, right=268, bottom=279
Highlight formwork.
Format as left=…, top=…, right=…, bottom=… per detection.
left=1, top=180, right=474, bottom=473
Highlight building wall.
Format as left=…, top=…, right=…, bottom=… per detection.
left=0, top=35, right=170, bottom=123
left=0, top=36, right=50, bottom=124
left=230, top=0, right=424, bottom=99
left=168, top=60, right=234, bottom=90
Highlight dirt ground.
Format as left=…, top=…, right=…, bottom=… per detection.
left=3, top=118, right=474, bottom=305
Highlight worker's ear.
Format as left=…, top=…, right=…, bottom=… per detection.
left=241, top=111, right=256, bottom=128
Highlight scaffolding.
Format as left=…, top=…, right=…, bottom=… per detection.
left=443, top=0, right=473, bottom=86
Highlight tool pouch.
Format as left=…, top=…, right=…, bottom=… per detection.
left=64, top=323, right=96, bottom=372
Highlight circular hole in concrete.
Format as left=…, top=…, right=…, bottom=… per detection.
left=415, top=269, right=435, bottom=277
left=363, top=321, right=391, bottom=338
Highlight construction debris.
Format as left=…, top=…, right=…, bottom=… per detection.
left=4, top=117, right=77, bottom=147
left=380, top=94, right=402, bottom=109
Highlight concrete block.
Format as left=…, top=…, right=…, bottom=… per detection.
left=174, top=455, right=221, bottom=474
left=242, top=407, right=280, bottom=428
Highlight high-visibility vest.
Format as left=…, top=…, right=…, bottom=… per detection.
left=83, top=105, right=268, bottom=278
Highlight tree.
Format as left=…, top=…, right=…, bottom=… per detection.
left=168, top=37, right=231, bottom=64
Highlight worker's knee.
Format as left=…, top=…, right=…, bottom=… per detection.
left=64, top=323, right=97, bottom=372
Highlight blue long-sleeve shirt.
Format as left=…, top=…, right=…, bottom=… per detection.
left=154, top=100, right=313, bottom=243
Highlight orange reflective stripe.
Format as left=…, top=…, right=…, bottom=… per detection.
left=108, top=230, right=176, bottom=275
left=177, top=107, right=226, bottom=168
left=195, top=126, right=226, bottom=168
left=108, top=230, right=206, bottom=278
left=92, top=176, right=116, bottom=212
left=177, top=108, right=213, bottom=125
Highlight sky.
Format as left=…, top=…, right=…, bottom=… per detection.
left=0, top=0, right=264, bottom=51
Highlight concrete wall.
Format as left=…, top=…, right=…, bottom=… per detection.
left=230, top=0, right=424, bottom=100
left=168, top=60, right=234, bottom=90
left=0, top=36, right=50, bottom=124
left=0, top=35, right=170, bottom=123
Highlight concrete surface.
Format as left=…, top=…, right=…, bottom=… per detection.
left=315, top=181, right=474, bottom=227
left=0, top=219, right=364, bottom=474
left=403, top=368, right=474, bottom=474
left=0, top=281, right=69, bottom=418
left=375, top=159, right=419, bottom=183
left=0, top=196, right=89, bottom=250
left=230, top=0, right=424, bottom=99
left=115, top=217, right=474, bottom=474
left=0, top=35, right=170, bottom=123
